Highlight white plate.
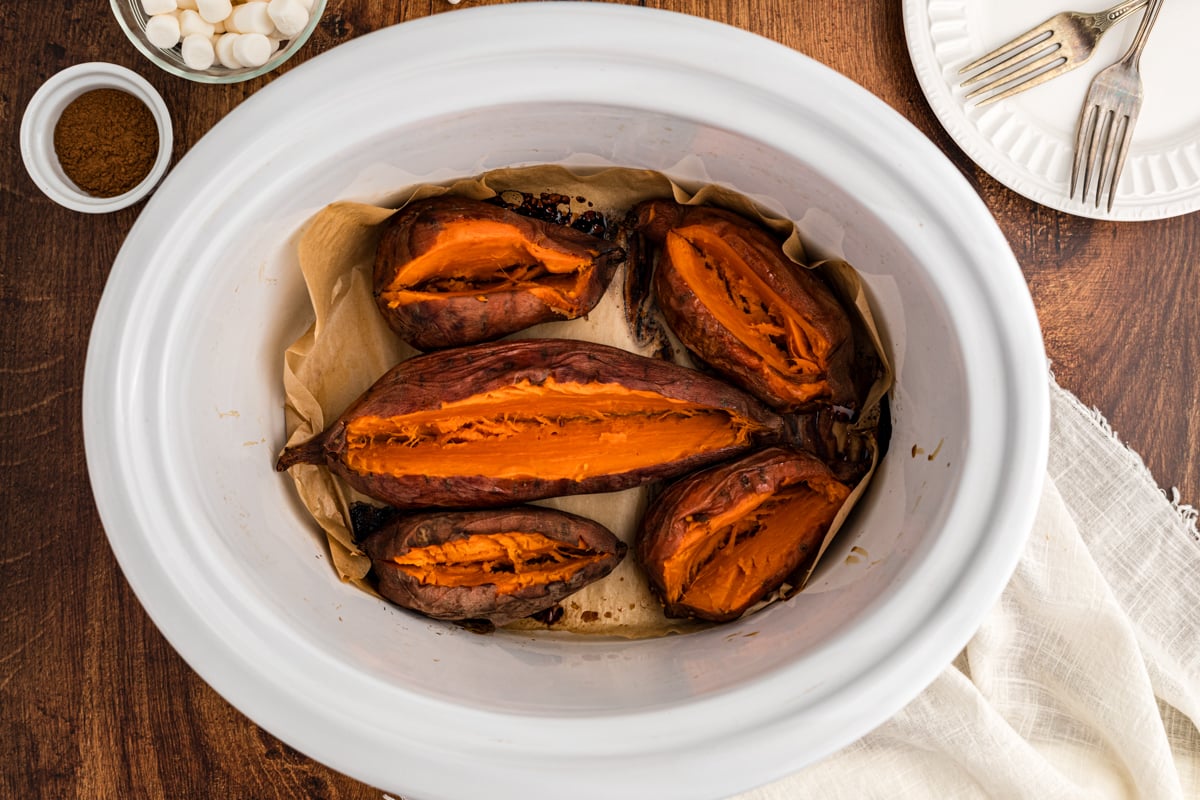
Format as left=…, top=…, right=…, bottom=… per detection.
left=83, top=4, right=1048, bottom=799
left=904, top=0, right=1200, bottom=220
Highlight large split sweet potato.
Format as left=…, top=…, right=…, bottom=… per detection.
left=632, top=200, right=858, bottom=415
left=276, top=338, right=786, bottom=509
left=637, top=447, right=851, bottom=622
left=373, top=196, right=625, bottom=350
left=362, top=506, right=625, bottom=625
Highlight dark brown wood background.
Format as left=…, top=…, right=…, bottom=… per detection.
left=2, top=1, right=1196, bottom=797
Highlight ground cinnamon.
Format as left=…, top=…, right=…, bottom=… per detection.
left=53, top=88, right=158, bottom=198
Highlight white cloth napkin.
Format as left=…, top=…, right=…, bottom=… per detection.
left=743, top=374, right=1200, bottom=799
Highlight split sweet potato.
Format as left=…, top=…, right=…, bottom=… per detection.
left=637, top=447, right=851, bottom=622
left=632, top=200, right=858, bottom=415
left=276, top=338, right=786, bottom=509
left=362, top=506, right=625, bottom=625
left=373, top=195, right=625, bottom=350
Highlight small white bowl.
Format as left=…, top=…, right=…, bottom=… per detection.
left=20, top=62, right=173, bottom=214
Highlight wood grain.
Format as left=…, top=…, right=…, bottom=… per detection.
left=1, top=1, right=1196, bottom=798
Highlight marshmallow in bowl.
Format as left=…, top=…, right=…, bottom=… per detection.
left=196, top=0, right=232, bottom=24
left=177, top=9, right=215, bottom=38
left=181, top=33, right=216, bottom=69
left=230, top=2, right=275, bottom=35
left=232, top=32, right=273, bottom=67
left=145, top=13, right=181, bottom=47
left=214, top=32, right=242, bottom=67
left=140, top=0, right=312, bottom=73
left=142, top=0, right=177, bottom=14
left=267, top=0, right=308, bottom=37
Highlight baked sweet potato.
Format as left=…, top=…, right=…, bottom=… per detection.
left=637, top=447, right=851, bottom=622
left=276, top=338, right=786, bottom=508
left=374, top=195, right=624, bottom=350
left=632, top=200, right=857, bottom=415
left=362, top=506, right=625, bottom=625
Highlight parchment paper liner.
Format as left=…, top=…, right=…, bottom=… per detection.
left=280, top=166, right=892, bottom=637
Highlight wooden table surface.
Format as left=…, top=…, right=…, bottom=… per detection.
left=2, top=1, right=1196, bottom=797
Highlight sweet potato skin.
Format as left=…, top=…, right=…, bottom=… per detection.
left=276, top=338, right=787, bottom=509
left=632, top=200, right=857, bottom=415
left=637, top=446, right=850, bottom=622
left=373, top=195, right=624, bottom=350
left=362, top=506, right=625, bottom=625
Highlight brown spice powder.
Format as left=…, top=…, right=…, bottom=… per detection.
left=53, top=88, right=159, bottom=198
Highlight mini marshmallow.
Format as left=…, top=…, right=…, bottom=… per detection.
left=230, top=2, right=274, bottom=35
left=144, top=13, right=181, bottom=48
left=141, top=0, right=177, bottom=14
left=181, top=33, right=216, bottom=69
left=294, top=0, right=315, bottom=11
left=177, top=9, right=215, bottom=38
left=195, top=0, right=232, bottom=24
left=214, top=32, right=242, bottom=67
left=267, top=0, right=308, bottom=37
left=232, top=32, right=273, bottom=67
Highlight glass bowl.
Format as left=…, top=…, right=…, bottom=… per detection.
left=110, top=0, right=326, bottom=83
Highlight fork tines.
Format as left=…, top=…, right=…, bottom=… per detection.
left=1071, top=106, right=1134, bottom=209
left=959, top=21, right=1069, bottom=106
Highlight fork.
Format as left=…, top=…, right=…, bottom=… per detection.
left=1070, top=0, right=1167, bottom=211
left=958, top=0, right=1148, bottom=106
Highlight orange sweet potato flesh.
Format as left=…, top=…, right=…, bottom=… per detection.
left=362, top=506, right=625, bottom=624
left=637, top=447, right=851, bottom=622
left=276, top=338, right=786, bottom=509
left=390, top=532, right=608, bottom=591
left=632, top=200, right=857, bottom=415
left=374, top=196, right=624, bottom=350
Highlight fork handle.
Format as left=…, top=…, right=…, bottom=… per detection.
left=1123, top=0, right=1167, bottom=68
left=1095, top=0, right=1151, bottom=31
